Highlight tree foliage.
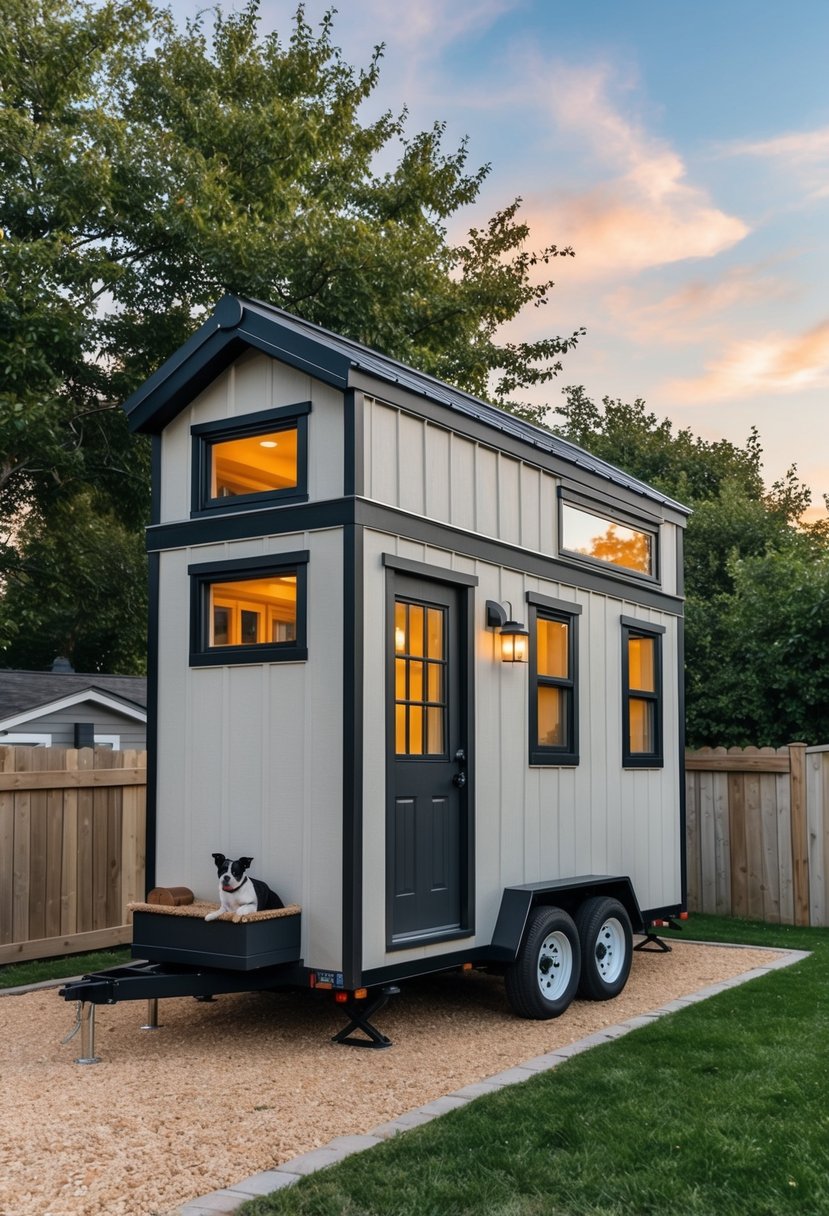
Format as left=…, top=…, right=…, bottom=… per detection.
left=555, top=387, right=829, bottom=748
left=0, top=0, right=583, bottom=670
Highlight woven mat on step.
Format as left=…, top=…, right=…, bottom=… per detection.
left=128, top=900, right=301, bottom=923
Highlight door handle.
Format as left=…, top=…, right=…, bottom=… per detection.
left=452, top=770, right=466, bottom=789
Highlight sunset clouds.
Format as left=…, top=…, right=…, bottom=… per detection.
left=523, top=65, right=748, bottom=276
left=664, top=320, right=829, bottom=403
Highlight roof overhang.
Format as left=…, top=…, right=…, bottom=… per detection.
left=0, top=688, right=147, bottom=734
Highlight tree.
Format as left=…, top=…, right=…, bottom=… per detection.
left=554, top=387, right=829, bottom=747
left=0, top=0, right=583, bottom=670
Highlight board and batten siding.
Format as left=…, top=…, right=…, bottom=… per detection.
left=154, top=526, right=345, bottom=972
left=157, top=349, right=345, bottom=523
left=360, top=529, right=682, bottom=972
left=362, top=396, right=679, bottom=598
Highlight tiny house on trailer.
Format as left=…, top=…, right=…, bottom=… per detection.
left=62, top=294, right=689, bottom=1046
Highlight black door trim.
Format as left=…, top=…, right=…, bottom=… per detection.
left=384, top=566, right=476, bottom=951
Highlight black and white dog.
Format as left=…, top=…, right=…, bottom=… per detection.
left=205, top=853, right=284, bottom=921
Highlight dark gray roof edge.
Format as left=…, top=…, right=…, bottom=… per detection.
left=240, top=297, right=689, bottom=517
left=124, top=293, right=689, bottom=516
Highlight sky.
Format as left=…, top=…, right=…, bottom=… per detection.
left=167, top=0, right=829, bottom=517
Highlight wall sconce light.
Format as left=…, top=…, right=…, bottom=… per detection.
left=486, top=600, right=529, bottom=663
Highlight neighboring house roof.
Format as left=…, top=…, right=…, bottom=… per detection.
left=0, top=671, right=147, bottom=733
left=123, top=294, right=690, bottom=516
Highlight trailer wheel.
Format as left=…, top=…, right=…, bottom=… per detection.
left=504, top=906, right=581, bottom=1019
left=575, top=897, right=632, bottom=1000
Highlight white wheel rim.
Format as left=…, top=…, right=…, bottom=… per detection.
left=593, top=917, right=626, bottom=985
left=535, top=930, right=573, bottom=1001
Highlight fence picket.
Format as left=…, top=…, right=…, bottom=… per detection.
left=0, top=746, right=146, bottom=965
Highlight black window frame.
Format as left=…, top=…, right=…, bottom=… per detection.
left=190, top=401, right=311, bottom=517
left=558, top=489, right=660, bottom=584
left=621, top=615, right=665, bottom=768
left=188, top=551, right=309, bottom=667
left=527, top=591, right=581, bottom=766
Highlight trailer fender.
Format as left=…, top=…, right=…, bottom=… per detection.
left=489, top=876, right=644, bottom=963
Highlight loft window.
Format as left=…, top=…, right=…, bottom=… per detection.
left=561, top=500, right=656, bottom=578
left=189, top=552, right=308, bottom=666
left=527, top=592, right=581, bottom=766
left=191, top=402, right=310, bottom=515
left=621, top=617, right=665, bottom=767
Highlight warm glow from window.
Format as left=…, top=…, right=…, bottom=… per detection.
left=629, top=698, right=655, bottom=753
left=537, top=685, right=565, bottom=747
left=210, top=426, right=298, bottom=499
left=208, top=575, right=297, bottom=647
left=628, top=636, right=656, bottom=692
left=562, top=503, right=654, bottom=576
left=394, top=599, right=446, bottom=757
left=537, top=619, right=568, bottom=679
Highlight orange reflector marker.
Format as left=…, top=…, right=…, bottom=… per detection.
left=679, top=912, right=689, bottom=920
left=354, top=988, right=368, bottom=1000
left=334, top=992, right=349, bottom=1003
left=315, top=981, right=333, bottom=990
left=461, top=963, right=473, bottom=971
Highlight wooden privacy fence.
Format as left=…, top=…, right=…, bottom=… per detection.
left=0, top=746, right=146, bottom=965
left=685, top=744, right=829, bottom=927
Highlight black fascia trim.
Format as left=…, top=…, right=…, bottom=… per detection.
left=351, top=376, right=689, bottom=526
left=145, top=552, right=160, bottom=895
left=236, top=312, right=351, bottom=388
left=128, top=331, right=248, bottom=434
left=147, top=497, right=684, bottom=616
left=528, top=600, right=579, bottom=767
left=191, top=402, right=310, bottom=517
left=381, top=553, right=479, bottom=586
left=150, top=435, right=162, bottom=528
left=343, top=388, right=364, bottom=498
left=558, top=492, right=660, bottom=587
left=188, top=552, right=309, bottom=667
left=148, top=498, right=348, bottom=551
left=342, top=523, right=364, bottom=988
left=526, top=591, right=583, bottom=615
left=675, top=522, right=686, bottom=599
left=621, top=618, right=664, bottom=769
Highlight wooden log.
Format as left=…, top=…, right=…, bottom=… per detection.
left=147, top=887, right=195, bottom=906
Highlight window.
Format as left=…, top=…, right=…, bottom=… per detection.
left=394, top=598, right=447, bottom=757
left=189, top=552, right=308, bottom=666
left=528, top=592, right=581, bottom=765
left=621, top=617, right=665, bottom=767
left=561, top=500, right=656, bottom=578
left=191, top=402, right=310, bottom=515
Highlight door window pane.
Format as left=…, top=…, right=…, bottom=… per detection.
left=394, top=597, right=448, bottom=757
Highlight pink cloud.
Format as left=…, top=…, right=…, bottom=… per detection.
left=605, top=266, right=792, bottom=345
left=517, top=65, right=748, bottom=277
left=662, top=319, right=829, bottom=403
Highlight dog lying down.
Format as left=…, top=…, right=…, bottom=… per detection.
left=205, top=853, right=285, bottom=921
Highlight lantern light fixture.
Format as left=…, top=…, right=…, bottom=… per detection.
left=486, top=599, right=529, bottom=663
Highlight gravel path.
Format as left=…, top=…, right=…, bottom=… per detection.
left=0, top=940, right=782, bottom=1216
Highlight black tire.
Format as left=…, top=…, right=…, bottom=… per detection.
left=574, top=896, right=633, bottom=1001
left=504, top=905, right=581, bottom=1019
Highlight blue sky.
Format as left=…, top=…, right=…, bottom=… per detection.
left=166, top=0, right=829, bottom=515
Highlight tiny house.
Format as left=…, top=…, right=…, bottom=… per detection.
left=92, top=296, right=689, bottom=1029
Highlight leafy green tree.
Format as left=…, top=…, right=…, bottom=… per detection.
left=0, top=0, right=583, bottom=669
left=555, top=387, right=829, bottom=747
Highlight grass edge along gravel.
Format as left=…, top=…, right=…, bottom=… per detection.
left=239, top=916, right=829, bottom=1216
left=0, top=948, right=131, bottom=991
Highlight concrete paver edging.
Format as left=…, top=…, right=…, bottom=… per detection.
left=173, top=944, right=810, bottom=1216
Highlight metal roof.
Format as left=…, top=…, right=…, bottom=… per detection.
left=124, top=294, right=689, bottom=515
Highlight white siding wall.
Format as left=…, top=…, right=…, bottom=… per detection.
left=360, top=529, right=682, bottom=972
left=158, top=349, right=344, bottom=524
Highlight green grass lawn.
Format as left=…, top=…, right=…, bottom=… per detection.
left=240, top=916, right=829, bottom=1216
left=0, top=948, right=131, bottom=990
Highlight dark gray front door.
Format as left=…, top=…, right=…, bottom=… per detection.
left=388, top=575, right=467, bottom=944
